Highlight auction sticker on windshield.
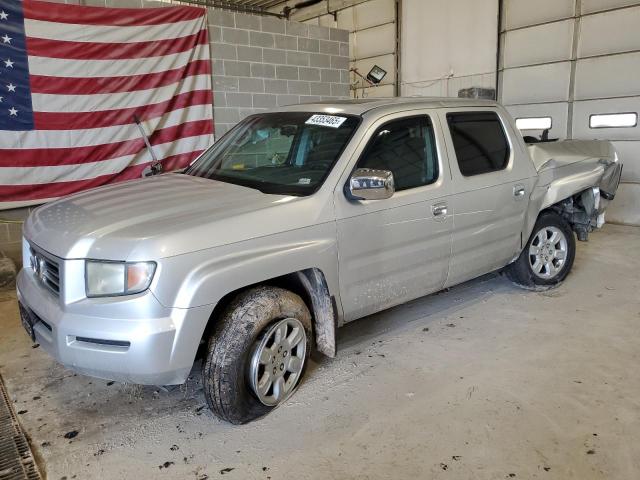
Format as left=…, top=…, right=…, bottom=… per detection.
left=306, top=114, right=347, bottom=128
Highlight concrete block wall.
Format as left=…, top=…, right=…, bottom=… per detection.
left=208, top=10, right=350, bottom=136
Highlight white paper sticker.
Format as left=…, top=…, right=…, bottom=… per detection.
left=298, top=177, right=311, bottom=185
left=305, top=114, right=347, bottom=128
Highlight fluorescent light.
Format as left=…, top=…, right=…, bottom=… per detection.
left=590, top=112, right=637, bottom=128
left=515, top=117, right=552, bottom=130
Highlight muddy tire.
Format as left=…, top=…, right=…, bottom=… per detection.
left=507, top=211, right=576, bottom=289
left=203, top=286, right=312, bottom=424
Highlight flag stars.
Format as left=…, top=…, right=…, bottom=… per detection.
left=7, top=83, right=16, bottom=92
left=1, top=34, right=11, bottom=44
left=8, top=107, right=17, bottom=117
left=4, top=59, right=13, bottom=68
left=0, top=10, right=8, bottom=20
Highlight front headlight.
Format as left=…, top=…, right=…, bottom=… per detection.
left=86, top=261, right=156, bottom=297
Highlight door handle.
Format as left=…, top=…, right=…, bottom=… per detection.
left=513, top=185, right=526, bottom=197
left=432, top=203, right=447, bottom=217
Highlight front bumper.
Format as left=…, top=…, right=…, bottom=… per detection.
left=16, top=267, right=211, bottom=385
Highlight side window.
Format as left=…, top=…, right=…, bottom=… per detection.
left=446, top=112, right=510, bottom=176
left=357, top=116, right=438, bottom=191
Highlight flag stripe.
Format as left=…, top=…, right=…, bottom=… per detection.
left=26, top=29, right=208, bottom=60
left=23, top=0, right=205, bottom=27
left=1, top=104, right=212, bottom=149
left=33, top=89, right=213, bottom=130
left=32, top=74, right=211, bottom=112
left=0, top=134, right=211, bottom=185
left=0, top=152, right=203, bottom=202
left=27, top=44, right=210, bottom=77
left=24, top=17, right=200, bottom=43
left=1, top=119, right=213, bottom=167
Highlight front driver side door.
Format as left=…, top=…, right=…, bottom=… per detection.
left=334, top=113, right=452, bottom=323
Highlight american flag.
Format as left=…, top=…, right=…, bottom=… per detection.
left=0, top=0, right=213, bottom=207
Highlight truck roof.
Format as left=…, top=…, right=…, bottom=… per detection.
left=272, top=97, right=499, bottom=116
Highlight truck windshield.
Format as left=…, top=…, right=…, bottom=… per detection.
left=185, top=112, right=360, bottom=196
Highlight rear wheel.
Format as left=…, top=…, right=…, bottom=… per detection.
left=203, top=286, right=312, bottom=424
left=507, top=211, right=576, bottom=289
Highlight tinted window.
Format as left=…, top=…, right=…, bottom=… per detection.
left=357, top=116, right=438, bottom=191
left=447, top=112, right=510, bottom=176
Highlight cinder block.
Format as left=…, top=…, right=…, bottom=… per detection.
left=331, top=55, right=349, bottom=70
left=299, top=67, right=320, bottom=82
left=250, top=31, right=275, bottom=48
left=251, top=63, right=276, bottom=79
left=319, top=40, right=339, bottom=55
left=211, top=58, right=224, bottom=76
left=275, top=35, right=298, bottom=50
left=286, top=21, right=308, bottom=37
left=288, top=80, right=310, bottom=95
left=331, top=83, right=349, bottom=97
left=286, top=51, right=310, bottom=67
left=310, top=82, right=331, bottom=96
left=209, top=26, right=222, bottom=43
left=213, top=76, right=239, bottom=92
left=209, top=9, right=235, bottom=28
left=85, top=0, right=107, bottom=6
left=235, top=13, right=261, bottom=31
left=226, top=92, right=254, bottom=108
left=263, top=48, right=287, bottom=65
left=298, top=37, right=320, bottom=53
left=7, top=223, right=23, bottom=242
left=0, top=224, right=9, bottom=243
left=339, top=42, right=349, bottom=57
left=261, top=17, right=286, bottom=34
left=340, top=70, right=350, bottom=84
left=215, top=108, right=240, bottom=124
left=213, top=91, right=227, bottom=107
left=105, top=0, right=141, bottom=6
left=309, top=53, right=331, bottom=68
left=239, top=77, right=264, bottom=93
left=224, top=60, right=251, bottom=77
left=215, top=124, right=231, bottom=137
left=237, top=45, right=262, bottom=62
left=253, top=93, right=278, bottom=108
left=222, top=28, right=249, bottom=46
left=277, top=94, right=300, bottom=106
left=276, top=65, right=299, bottom=80
left=308, top=24, right=331, bottom=40
left=321, top=69, right=340, bottom=83
left=330, top=28, right=349, bottom=42
left=211, top=42, right=237, bottom=60
left=238, top=108, right=259, bottom=120
left=264, top=79, right=288, bottom=94
left=300, top=95, right=323, bottom=103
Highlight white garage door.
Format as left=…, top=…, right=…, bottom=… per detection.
left=499, top=0, right=640, bottom=225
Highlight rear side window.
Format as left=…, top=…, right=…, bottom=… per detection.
left=357, top=116, right=438, bottom=191
left=446, top=112, right=510, bottom=176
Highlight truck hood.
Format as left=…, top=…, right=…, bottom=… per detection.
left=24, top=174, right=317, bottom=261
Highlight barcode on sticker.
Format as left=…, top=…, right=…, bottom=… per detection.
left=306, top=114, right=347, bottom=128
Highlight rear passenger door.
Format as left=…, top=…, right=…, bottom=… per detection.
left=334, top=113, right=452, bottom=322
left=440, top=109, right=537, bottom=287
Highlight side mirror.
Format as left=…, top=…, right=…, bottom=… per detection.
left=348, top=168, right=395, bottom=200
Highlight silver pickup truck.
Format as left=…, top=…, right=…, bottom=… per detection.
left=17, top=98, right=622, bottom=424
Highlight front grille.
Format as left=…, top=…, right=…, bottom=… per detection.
left=28, top=245, right=61, bottom=296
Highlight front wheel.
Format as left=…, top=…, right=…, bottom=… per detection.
left=507, top=211, right=576, bottom=289
left=202, top=286, right=312, bottom=424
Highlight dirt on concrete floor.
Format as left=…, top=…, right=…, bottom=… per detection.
left=0, top=224, right=639, bottom=480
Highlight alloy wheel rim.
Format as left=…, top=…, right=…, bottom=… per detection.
left=528, top=226, right=568, bottom=280
left=249, top=318, right=307, bottom=407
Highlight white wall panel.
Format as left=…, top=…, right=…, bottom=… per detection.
left=337, top=0, right=395, bottom=32
left=503, top=20, right=573, bottom=68
left=582, top=0, right=639, bottom=14
left=504, top=102, right=569, bottom=140
left=503, top=0, right=574, bottom=30
left=350, top=22, right=396, bottom=59
left=574, top=52, right=640, bottom=100
left=606, top=184, right=640, bottom=225
left=611, top=141, right=640, bottom=181
left=501, top=62, right=571, bottom=104
left=579, top=7, right=640, bottom=57
left=572, top=97, right=640, bottom=140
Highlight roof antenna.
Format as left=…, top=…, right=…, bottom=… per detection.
left=134, top=114, right=162, bottom=177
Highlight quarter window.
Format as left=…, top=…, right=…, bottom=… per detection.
left=447, top=112, right=510, bottom=177
left=356, top=116, right=438, bottom=191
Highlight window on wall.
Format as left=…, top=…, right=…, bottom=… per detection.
left=515, top=117, right=552, bottom=131
left=589, top=112, right=637, bottom=128
left=357, top=116, right=438, bottom=191
left=446, top=112, right=510, bottom=177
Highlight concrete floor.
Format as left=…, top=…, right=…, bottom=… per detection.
left=0, top=224, right=639, bottom=480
